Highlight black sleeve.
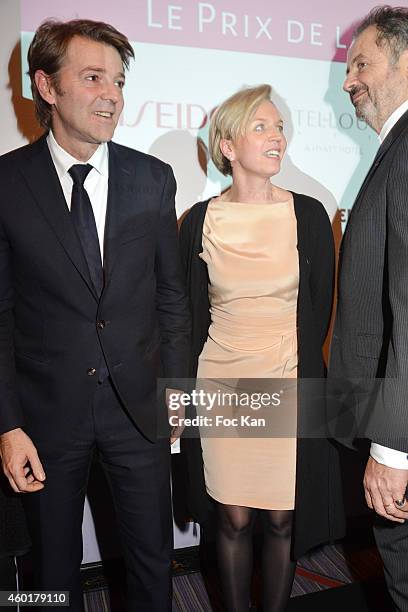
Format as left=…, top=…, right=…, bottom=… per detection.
left=0, top=214, right=24, bottom=434
left=309, top=199, right=335, bottom=345
left=154, top=164, right=191, bottom=380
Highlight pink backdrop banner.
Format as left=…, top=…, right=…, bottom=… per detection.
left=21, top=0, right=385, bottom=62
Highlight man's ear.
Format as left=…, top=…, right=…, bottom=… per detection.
left=398, top=48, right=408, bottom=77
left=34, top=70, right=56, bottom=105
left=220, top=138, right=235, bottom=162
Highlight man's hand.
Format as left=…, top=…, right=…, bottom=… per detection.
left=166, top=388, right=186, bottom=445
left=364, top=456, right=408, bottom=523
left=0, top=428, right=46, bottom=493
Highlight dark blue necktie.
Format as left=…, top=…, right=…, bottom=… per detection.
left=69, top=164, right=104, bottom=297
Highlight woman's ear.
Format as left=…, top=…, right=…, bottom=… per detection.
left=220, top=138, right=235, bottom=162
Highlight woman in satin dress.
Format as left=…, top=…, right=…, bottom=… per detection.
left=180, top=84, right=344, bottom=612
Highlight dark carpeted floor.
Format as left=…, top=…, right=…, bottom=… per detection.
left=80, top=537, right=394, bottom=611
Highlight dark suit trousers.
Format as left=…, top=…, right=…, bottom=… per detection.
left=374, top=518, right=408, bottom=612
left=22, top=380, right=172, bottom=612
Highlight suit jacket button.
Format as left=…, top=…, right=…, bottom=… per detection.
left=97, top=320, right=106, bottom=329
left=87, top=368, right=97, bottom=376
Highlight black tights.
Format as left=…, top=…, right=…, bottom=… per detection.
left=216, top=504, right=295, bottom=612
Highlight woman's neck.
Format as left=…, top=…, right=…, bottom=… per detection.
left=221, top=177, right=288, bottom=204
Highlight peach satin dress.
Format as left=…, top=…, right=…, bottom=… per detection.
left=196, top=197, right=298, bottom=510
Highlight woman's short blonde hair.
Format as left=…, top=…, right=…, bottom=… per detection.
left=209, top=84, right=272, bottom=176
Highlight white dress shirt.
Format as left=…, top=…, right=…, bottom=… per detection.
left=379, top=99, right=408, bottom=143
left=370, top=100, right=408, bottom=470
left=46, top=131, right=109, bottom=261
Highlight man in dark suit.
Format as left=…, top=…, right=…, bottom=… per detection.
left=0, top=18, right=190, bottom=611
left=329, top=6, right=408, bottom=610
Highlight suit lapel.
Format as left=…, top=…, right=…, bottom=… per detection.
left=351, top=109, right=408, bottom=216
left=103, top=141, right=135, bottom=283
left=20, top=136, right=98, bottom=300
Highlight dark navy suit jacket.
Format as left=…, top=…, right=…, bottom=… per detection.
left=0, top=135, right=190, bottom=451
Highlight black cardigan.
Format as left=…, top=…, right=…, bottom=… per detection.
left=179, top=193, right=345, bottom=559
left=0, top=476, right=31, bottom=559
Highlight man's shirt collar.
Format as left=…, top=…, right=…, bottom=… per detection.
left=46, top=130, right=109, bottom=179
left=379, top=99, right=408, bottom=143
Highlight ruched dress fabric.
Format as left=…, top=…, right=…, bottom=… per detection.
left=196, top=197, right=299, bottom=510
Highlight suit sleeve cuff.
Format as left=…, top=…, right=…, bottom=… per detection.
left=370, top=442, right=408, bottom=469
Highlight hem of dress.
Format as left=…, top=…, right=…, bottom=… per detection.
left=207, top=489, right=295, bottom=511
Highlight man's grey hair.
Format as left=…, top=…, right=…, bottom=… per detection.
left=356, top=5, right=408, bottom=63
